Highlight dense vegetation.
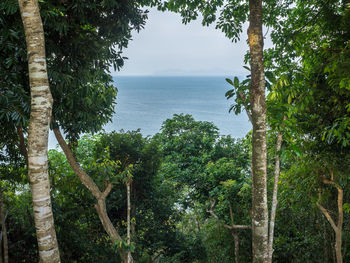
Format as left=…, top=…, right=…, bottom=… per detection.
left=4, top=114, right=350, bottom=262
left=0, top=0, right=349, bottom=262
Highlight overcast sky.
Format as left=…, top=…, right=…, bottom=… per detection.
left=114, top=8, right=273, bottom=76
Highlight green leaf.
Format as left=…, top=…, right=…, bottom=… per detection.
left=225, top=78, right=234, bottom=86
left=243, top=66, right=250, bottom=71
left=234, top=77, right=240, bottom=88
left=344, top=203, right=350, bottom=214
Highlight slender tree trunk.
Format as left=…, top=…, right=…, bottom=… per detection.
left=232, top=231, right=240, bottom=263
left=335, top=231, right=343, bottom=263
left=53, top=128, right=130, bottom=262
left=333, top=243, right=337, bottom=263
left=267, top=131, right=283, bottom=263
left=316, top=175, right=343, bottom=263
left=131, top=187, right=136, bottom=242
left=18, top=1, right=60, bottom=261
left=335, top=185, right=343, bottom=263
left=248, top=0, right=268, bottom=262
left=126, top=179, right=133, bottom=263
left=0, top=188, right=8, bottom=263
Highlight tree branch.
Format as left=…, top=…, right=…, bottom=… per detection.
left=206, top=197, right=251, bottom=230
left=320, top=176, right=343, bottom=226
left=53, top=127, right=102, bottom=199
left=53, top=126, right=129, bottom=260
left=101, top=182, right=113, bottom=200
left=317, top=200, right=338, bottom=232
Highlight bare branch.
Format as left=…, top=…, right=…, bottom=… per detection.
left=226, top=224, right=251, bottom=230
left=101, top=182, right=113, bottom=200
left=54, top=127, right=102, bottom=199
left=206, top=197, right=218, bottom=220
left=206, top=198, right=250, bottom=230
left=316, top=201, right=337, bottom=232
left=319, top=176, right=344, bottom=228
left=54, top=126, right=129, bottom=261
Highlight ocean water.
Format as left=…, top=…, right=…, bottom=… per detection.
left=49, top=76, right=251, bottom=148
left=104, top=76, right=251, bottom=137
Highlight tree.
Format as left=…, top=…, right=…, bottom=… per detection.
left=95, top=131, right=178, bottom=261
left=247, top=2, right=269, bottom=261
left=156, top=114, right=253, bottom=262
left=18, top=0, right=60, bottom=262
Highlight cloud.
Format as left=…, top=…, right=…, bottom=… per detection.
left=113, top=8, right=272, bottom=76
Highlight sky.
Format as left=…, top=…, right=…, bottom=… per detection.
left=114, top=8, right=273, bottom=76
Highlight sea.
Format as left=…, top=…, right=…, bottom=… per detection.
left=49, top=76, right=251, bottom=148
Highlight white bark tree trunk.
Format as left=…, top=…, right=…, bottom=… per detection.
left=18, top=0, right=60, bottom=262
left=126, top=179, right=133, bottom=263
left=267, top=131, right=283, bottom=263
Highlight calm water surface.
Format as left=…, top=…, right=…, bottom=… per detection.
left=104, top=76, right=250, bottom=136
left=49, top=76, right=250, bottom=148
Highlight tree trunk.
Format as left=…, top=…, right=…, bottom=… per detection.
left=232, top=231, right=240, bottom=263
left=53, top=128, right=130, bottom=262
left=18, top=1, right=60, bottom=262
left=267, top=131, right=283, bottom=263
left=335, top=181, right=343, bottom=263
left=131, top=187, right=136, bottom=243
left=335, top=231, right=343, bottom=263
left=248, top=0, right=268, bottom=262
left=316, top=176, right=343, bottom=263
left=126, top=179, right=133, bottom=263
left=0, top=188, right=8, bottom=263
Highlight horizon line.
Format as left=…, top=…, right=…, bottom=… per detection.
left=112, top=74, right=245, bottom=77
